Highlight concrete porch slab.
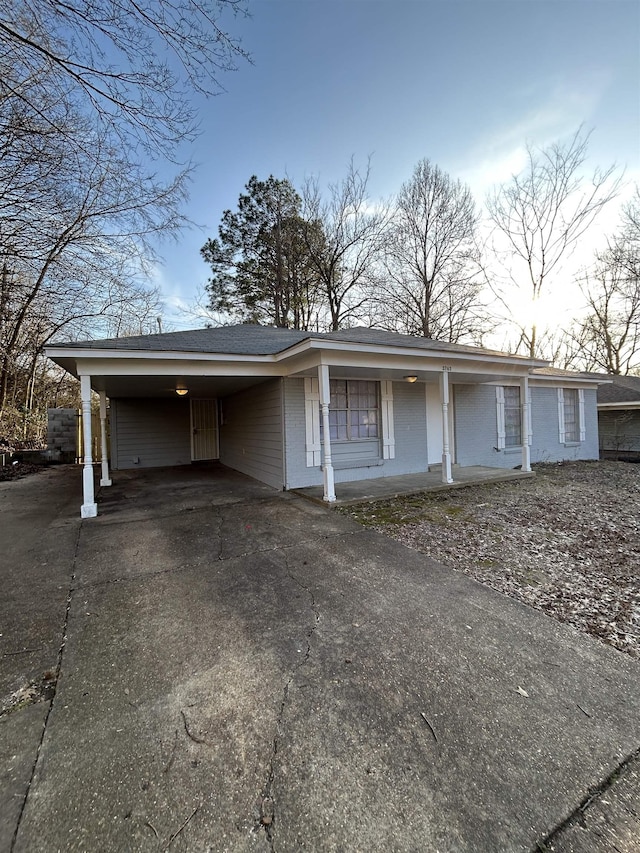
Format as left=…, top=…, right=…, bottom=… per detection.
left=292, top=465, right=534, bottom=505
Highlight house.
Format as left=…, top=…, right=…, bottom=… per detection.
left=45, top=324, right=604, bottom=517
left=597, top=374, right=640, bottom=461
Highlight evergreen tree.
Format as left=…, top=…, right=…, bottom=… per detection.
left=201, top=176, right=324, bottom=329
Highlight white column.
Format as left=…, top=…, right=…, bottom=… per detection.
left=318, top=364, right=336, bottom=502
left=520, top=376, right=531, bottom=473
left=80, top=374, right=97, bottom=518
left=99, top=390, right=112, bottom=487
left=440, top=369, right=454, bottom=484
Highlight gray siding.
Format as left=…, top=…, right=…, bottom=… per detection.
left=332, top=439, right=381, bottom=468
left=219, top=379, right=284, bottom=490
left=454, top=384, right=599, bottom=468
left=453, top=385, right=515, bottom=468
left=529, top=386, right=599, bottom=462
left=598, top=410, right=640, bottom=457
left=110, top=398, right=191, bottom=469
left=282, top=378, right=428, bottom=488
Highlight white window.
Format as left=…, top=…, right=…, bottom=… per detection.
left=558, top=388, right=586, bottom=443
left=326, top=380, right=379, bottom=440
left=304, top=377, right=395, bottom=466
left=496, top=385, right=523, bottom=449
left=504, top=386, right=522, bottom=447
left=563, top=389, right=579, bottom=442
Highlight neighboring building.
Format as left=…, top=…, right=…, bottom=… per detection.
left=46, top=325, right=604, bottom=517
left=597, top=374, right=640, bottom=461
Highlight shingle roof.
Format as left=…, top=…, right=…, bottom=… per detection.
left=597, top=375, right=640, bottom=404
left=532, top=367, right=604, bottom=379
left=50, top=323, right=535, bottom=360
left=320, top=327, right=527, bottom=358
left=52, top=324, right=311, bottom=355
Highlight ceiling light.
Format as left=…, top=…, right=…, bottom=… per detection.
left=404, top=375, right=418, bottom=383
left=175, top=387, right=188, bottom=396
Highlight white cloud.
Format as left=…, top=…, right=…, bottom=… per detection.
left=458, top=72, right=613, bottom=199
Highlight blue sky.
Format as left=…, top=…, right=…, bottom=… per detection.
left=155, top=0, right=640, bottom=329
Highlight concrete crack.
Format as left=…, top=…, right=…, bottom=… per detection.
left=534, top=744, right=640, bottom=852
left=75, top=527, right=358, bottom=590
left=257, top=553, right=321, bottom=850
left=10, top=523, right=81, bottom=852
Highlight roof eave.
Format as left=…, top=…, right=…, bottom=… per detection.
left=277, top=337, right=550, bottom=368
left=531, top=373, right=608, bottom=386
left=597, top=401, right=640, bottom=409
left=45, top=346, right=279, bottom=364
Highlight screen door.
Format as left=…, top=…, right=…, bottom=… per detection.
left=190, top=399, right=219, bottom=461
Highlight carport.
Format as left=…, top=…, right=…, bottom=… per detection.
left=49, top=362, right=286, bottom=518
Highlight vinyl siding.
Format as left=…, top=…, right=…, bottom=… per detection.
left=425, top=383, right=444, bottom=464
left=454, top=384, right=599, bottom=467
left=453, top=385, right=515, bottom=468
left=110, top=398, right=191, bottom=469
left=598, top=410, right=640, bottom=456
left=529, top=386, right=599, bottom=461
left=282, top=377, right=428, bottom=488
left=219, top=379, right=284, bottom=490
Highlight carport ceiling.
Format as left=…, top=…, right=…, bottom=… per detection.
left=90, top=374, right=272, bottom=398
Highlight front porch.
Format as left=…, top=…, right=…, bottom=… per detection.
left=292, top=464, right=534, bottom=506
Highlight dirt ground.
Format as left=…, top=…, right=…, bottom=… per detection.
left=0, top=462, right=44, bottom=482
left=340, top=460, right=640, bottom=659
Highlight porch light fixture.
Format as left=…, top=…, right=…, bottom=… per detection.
left=403, top=375, right=418, bottom=383
left=175, top=387, right=188, bottom=396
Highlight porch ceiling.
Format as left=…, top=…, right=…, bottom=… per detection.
left=89, top=365, right=525, bottom=398
left=89, top=374, right=272, bottom=398
left=291, top=365, right=522, bottom=385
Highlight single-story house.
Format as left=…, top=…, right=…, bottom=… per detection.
left=597, top=374, right=640, bottom=461
left=45, top=324, right=604, bottom=517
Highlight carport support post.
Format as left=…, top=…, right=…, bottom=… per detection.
left=80, top=374, right=97, bottom=518
left=520, top=376, right=532, bottom=473
left=440, top=369, right=454, bottom=484
left=99, top=390, right=112, bottom=487
left=318, top=364, right=336, bottom=502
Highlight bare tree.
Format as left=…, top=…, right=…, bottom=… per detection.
left=0, top=0, right=249, bottom=156
left=0, top=0, right=249, bottom=444
left=487, top=128, right=622, bottom=357
left=572, top=241, right=640, bottom=374
left=0, top=117, right=187, bottom=417
left=622, top=185, right=640, bottom=241
left=379, top=158, right=488, bottom=343
left=301, top=159, right=390, bottom=330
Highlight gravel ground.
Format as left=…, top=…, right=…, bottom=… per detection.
left=340, top=460, right=640, bottom=659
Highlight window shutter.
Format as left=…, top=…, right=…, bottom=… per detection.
left=527, top=389, right=533, bottom=446
left=381, top=380, right=395, bottom=460
left=304, top=377, right=321, bottom=467
left=558, top=388, right=566, bottom=444
left=496, top=386, right=506, bottom=449
left=578, top=389, right=586, bottom=441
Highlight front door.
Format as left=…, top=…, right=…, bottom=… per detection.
left=190, top=399, right=219, bottom=461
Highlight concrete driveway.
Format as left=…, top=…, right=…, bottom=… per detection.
left=2, top=464, right=640, bottom=852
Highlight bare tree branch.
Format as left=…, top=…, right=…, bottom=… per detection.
left=301, top=157, right=390, bottom=330
left=486, top=127, right=623, bottom=357
left=376, top=158, right=490, bottom=344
